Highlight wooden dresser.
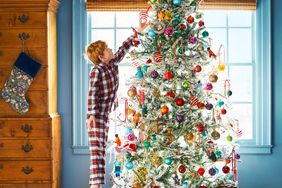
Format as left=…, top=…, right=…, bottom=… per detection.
left=0, top=1, right=61, bottom=188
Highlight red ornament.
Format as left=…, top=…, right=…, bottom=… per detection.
left=187, top=16, right=194, bottom=24
left=222, top=165, right=230, bottom=174
left=221, top=108, right=227, bottom=114
left=200, top=186, right=207, bottom=188
left=133, top=39, right=140, bottom=46
left=197, top=123, right=205, bottom=132
left=175, top=98, right=185, bottom=106
left=147, top=59, right=152, bottom=63
left=153, top=53, right=163, bottom=63
left=178, top=165, right=186, bottom=173
left=198, top=20, right=205, bottom=27
left=197, top=167, right=205, bottom=176
left=153, top=186, right=160, bottom=188
left=197, top=102, right=205, bottom=108
left=165, top=91, right=176, bottom=98
left=164, top=71, right=173, bottom=80
left=160, top=105, right=169, bottom=115
left=189, top=96, right=199, bottom=106
left=180, top=24, right=186, bottom=29
left=194, top=65, right=202, bottom=73
left=207, top=47, right=217, bottom=58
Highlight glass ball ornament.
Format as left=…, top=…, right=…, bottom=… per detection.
left=142, top=141, right=151, bottom=148
left=221, top=108, right=227, bottom=114
left=173, top=0, right=181, bottom=6
left=202, top=31, right=209, bottom=38
left=217, top=101, right=224, bottom=107
left=127, top=86, right=137, bottom=98
left=164, top=27, right=173, bottom=36
left=164, top=71, right=173, bottom=80
left=143, top=65, right=149, bottom=72
left=175, top=98, right=185, bottom=106
left=150, top=70, right=159, bottom=79
left=222, top=165, right=230, bottom=174
left=226, top=135, right=233, bottom=142
left=176, top=114, right=184, bottom=122
left=194, top=65, right=202, bottom=72
left=152, top=134, right=157, bottom=141
left=209, top=74, right=218, bottom=83
left=178, top=165, right=186, bottom=173
left=205, top=103, right=213, bottom=110
left=190, top=1, right=197, bottom=6
left=148, top=29, right=156, bottom=38
left=189, top=36, right=197, bottom=44
left=226, top=90, right=233, bottom=96
left=164, top=157, right=173, bottom=165
left=185, top=132, right=194, bottom=141
left=197, top=123, right=205, bottom=132
left=197, top=167, right=205, bottom=176
left=211, top=130, right=220, bottom=140
left=205, top=83, right=213, bottom=90
left=160, top=105, right=169, bottom=114
left=235, top=153, right=241, bottom=159
left=125, top=161, right=134, bottom=170
left=182, top=182, right=188, bottom=186
left=150, top=0, right=157, bottom=3
left=198, top=20, right=205, bottom=27
left=208, top=168, right=216, bottom=176
left=217, top=63, right=226, bottom=71
left=215, top=150, right=222, bottom=157
left=175, top=32, right=181, bottom=38
left=187, top=15, right=194, bottom=24
left=182, top=82, right=190, bottom=90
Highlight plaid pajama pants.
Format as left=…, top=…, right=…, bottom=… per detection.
left=88, top=114, right=109, bottom=185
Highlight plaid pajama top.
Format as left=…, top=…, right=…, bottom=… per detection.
left=87, top=36, right=134, bottom=118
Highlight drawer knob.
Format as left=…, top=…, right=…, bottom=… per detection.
left=0, top=164, right=3, bottom=169
left=18, top=32, right=30, bottom=41
left=0, top=50, right=2, bottom=56
left=22, top=166, right=33, bottom=174
left=0, top=143, right=3, bottom=148
left=22, top=143, right=33, bottom=152
left=18, top=15, right=29, bottom=23
left=21, top=124, right=32, bottom=133
left=0, top=32, right=2, bottom=37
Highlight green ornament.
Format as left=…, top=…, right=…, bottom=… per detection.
left=182, top=82, right=190, bottom=90
left=152, top=134, right=157, bottom=141
left=143, top=65, right=149, bottom=72
left=142, top=105, right=148, bottom=115
left=175, top=33, right=181, bottom=38
left=215, top=150, right=222, bottom=157
left=190, top=1, right=197, bottom=6
left=150, top=0, right=157, bottom=3
left=201, top=131, right=206, bottom=136
left=142, top=141, right=151, bottom=148
left=178, top=47, right=185, bottom=54
left=209, top=151, right=217, bottom=162
left=202, top=31, right=209, bottom=38
left=164, top=157, right=173, bottom=165
left=226, top=135, right=233, bottom=142
left=217, top=101, right=224, bottom=107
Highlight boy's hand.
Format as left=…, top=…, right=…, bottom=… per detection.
left=137, top=20, right=150, bottom=33
left=87, top=115, right=96, bottom=130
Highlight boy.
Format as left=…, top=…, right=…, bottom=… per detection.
left=86, top=22, right=148, bottom=188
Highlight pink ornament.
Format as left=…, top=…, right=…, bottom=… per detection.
left=128, top=132, right=137, bottom=141
left=164, top=27, right=173, bottom=36
left=198, top=20, right=205, bottom=27
left=205, top=83, right=213, bottom=90
left=189, top=36, right=197, bottom=44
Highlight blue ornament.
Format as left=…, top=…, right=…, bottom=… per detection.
left=142, top=141, right=151, bottom=148
left=217, top=101, right=224, bottom=107
left=229, top=173, right=234, bottom=180
left=182, top=182, right=188, bottom=186
left=164, top=157, right=173, bottom=165
left=173, top=0, right=182, bottom=6
left=143, top=65, right=149, bottom=72
left=148, top=29, right=156, bottom=38
left=152, top=134, right=157, bottom=141
left=142, top=105, right=148, bottom=115
left=136, top=67, right=143, bottom=79
left=125, top=161, right=134, bottom=170
left=114, top=161, right=122, bottom=177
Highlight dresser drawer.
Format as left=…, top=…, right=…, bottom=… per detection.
left=0, top=184, right=51, bottom=188
left=0, top=29, right=46, bottom=47
left=0, top=91, right=48, bottom=117
left=0, top=120, right=50, bottom=138
left=0, top=12, right=46, bottom=28
left=0, top=161, right=51, bottom=181
left=0, top=67, right=47, bottom=90
left=0, top=48, right=47, bottom=66
left=0, top=140, right=50, bottom=158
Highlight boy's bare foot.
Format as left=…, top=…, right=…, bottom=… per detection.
left=90, top=185, right=102, bottom=188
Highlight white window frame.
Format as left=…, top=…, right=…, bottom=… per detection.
left=71, top=0, right=272, bottom=154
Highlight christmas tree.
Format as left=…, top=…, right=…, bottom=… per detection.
left=111, top=0, right=241, bottom=187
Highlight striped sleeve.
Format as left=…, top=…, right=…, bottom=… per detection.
left=87, top=68, right=101, bottom=118
left=110, top=36, right=134, bottom=66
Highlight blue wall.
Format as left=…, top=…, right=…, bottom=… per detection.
left=57, top=0, right=282, bottom=187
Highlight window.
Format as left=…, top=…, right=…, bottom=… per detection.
left=72, top=0, right=271, bottom=154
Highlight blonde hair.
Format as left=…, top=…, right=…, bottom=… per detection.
left=86, top=40, right=107, bottom=65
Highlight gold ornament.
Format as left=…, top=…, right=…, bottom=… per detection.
left=164, top=127, right=175, bottom=145
left=136, top=167, right=148, bottom=182
left=152, top=88, right=160, bottom=98
left=150, top=152, right=162, bottom=168
left=209, top=74, right=218, bottom=83
left=128, top=87, right=137, bottom=98
left=158, top=11, right=165, bottom=20
left=217, top=61, right=226, bottom=71
left=211, top=130, right=221, bottom=140
left=185, top=132, right=194, bottom=142
left=133, top=177, right=143, bottom=188
left=164, top=10, right=172, bottom=20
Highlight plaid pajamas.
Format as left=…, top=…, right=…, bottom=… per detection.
left=87, top=36, right=134, bottom=185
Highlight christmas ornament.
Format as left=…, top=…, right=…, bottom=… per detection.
left=160, top=105, right=169, bottom=114
left=190, top=1, right=197, bottom=6
left=189, top=36, right=197, bottom=44
left=152, top=88, right=161, bottom=97
left=175, top=98, right=185, bottom=106
left=222, top=165, right=230, bottom=174
left=164, top=71, right=173, bottom=80
left=136, top=67, right=143, bottom=79
left=180, top=23, right=186, bottom=29
left=153, top=53, right=163, bottom=63
left=158, top=11, right=165, bottom=19
left=164, top=27, right=173, bottom=36
left=221, top=108, right=227, bottom=114
left=127, top=86, right=137, bottom=98
left=189, top=96, right=199, bottom=106
left=133, top=39, right=140, bottom=46
left=146, top=59, right=152, bottom=64
left=208, top=168, right=216, bottom=176
left=136, top=167, right=148, bottom=182
left=150, top=152, right=162, bottom=168
left=217, top=62, right=226, bottom=71
left=205, top=83, right=213, bottom=90
left=164, top=11, right=172, bottom=21
left=211, top=130, right=220, bottom=140
left=1, top=52, right=42, bottom=114
left=187, top=15, right=194, bottom=24
left=197, top=102, right=205, bottom=108
left=197, top=123, right=205, bottom=132
left=194, top=65, right=202, bottom=72
left=115, top=134, right=121, bottom=146
left=198, top=20, right=205, bottom=27
left=148, top=29, right=156, bottom=37
left=226, top=90, right=233, bottom=96
left=173, top=0, right=182, bottom=6
left=176, top=114, right=184, bottom=122
left=175, top=32, right=181, bottom=38
left=197, top=167, right=205, bottom=176
left=205, top=103, right=213, bottom=110
left=165, top=91, right=176, bottom=98
left=217, top=101, right=224, bottom=107
left=150, top=0, right=157, bottom=3
left=150, top=70, right=159, bottom=79
left=226, top=135, right=233, bottom=142
left=143, top=65, right=149, bottom=72
left=182, top=82, right=190, bottom=90
left=153, top=21, right=166, bottom=33
left=164, top=157, right=173, bottom=165
left=202, top=31, right=209, bottom=38
left=125, top=161, right=134, bottom=170
left=142, top=141, right=151, bottom=148
left=114, top=161, right=122, bottom=177
left=209, top=74, right=218, bottom=83
left=208, top=47, right=217, bottom=58
left=178, top=165, right=186, bottom=173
